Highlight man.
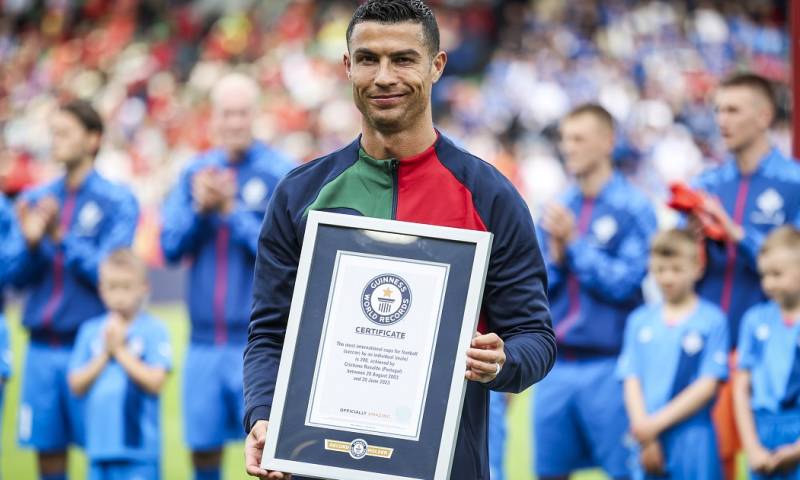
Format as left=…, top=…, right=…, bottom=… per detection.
left=690, top=72, right=800, bottom=480
left=535, top=104, right=657, bottom=480
left=10, top=100, right=139, bottom=480
left=161, top=72, right=294, bottom=480
left=243, top=1, right=556, bottom=479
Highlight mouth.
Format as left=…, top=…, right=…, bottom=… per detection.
left=368, top=93, right=406, bottom=107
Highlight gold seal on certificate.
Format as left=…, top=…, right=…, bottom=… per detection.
left=306, top=252, right=449, bottom=440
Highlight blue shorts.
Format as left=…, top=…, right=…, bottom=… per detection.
left=631, top=415, right=720, bottom=480
left=489, top=390, right=507, bottom=480
left=89, top=460, right=159, bottom=480
left=183, top=343, right=245, bottom=450
left=18, top=342, right=84, bottom=451
left=750, top=410, right=800, bottom=480
left=534, top=356, right=629, bottom=478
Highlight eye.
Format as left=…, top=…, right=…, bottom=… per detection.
left=396, top=57, right=413, bottom=65
left=357, top=55, right=377, bottom=65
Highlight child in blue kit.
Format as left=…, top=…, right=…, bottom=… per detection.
left=734, top=226, right=800, bottom=479
left=618, top=228, right=728, bottom=479
left=69, top=249, right=171, bottom=480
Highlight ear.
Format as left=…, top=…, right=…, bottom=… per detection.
left=430, top=50, right=447, bottom=84
left=87, top=132, right=102, bottom=156
left=343, top=52, right=352, bottom=79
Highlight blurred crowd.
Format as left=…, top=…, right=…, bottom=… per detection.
left=0, top=0, right=792, bottom=263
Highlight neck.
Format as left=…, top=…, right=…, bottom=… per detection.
left=360, top=114, right=437, bottom=160
left=779, top=298, right=800, bottom=320
left=578, top=160, right=613, bottom=198
left=65, top=158, right=93, bottom=191
left=663, top=292, right=698, bottom=320
left=734, top=135, right=771, bottom=175
left=226, top=144, right=249, bottom=164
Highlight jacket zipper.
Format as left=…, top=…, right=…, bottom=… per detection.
left=390, top=159, right=399, bottom=219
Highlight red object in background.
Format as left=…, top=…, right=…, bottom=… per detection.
left=667, top=182, right=728, bottom=242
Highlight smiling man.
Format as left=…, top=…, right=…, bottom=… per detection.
left=242, top=1, right=555, bottom=479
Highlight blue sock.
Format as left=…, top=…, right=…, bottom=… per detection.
left=40, top=474, right=67, bottom=480
left=195, top=467, right=221, bottom=480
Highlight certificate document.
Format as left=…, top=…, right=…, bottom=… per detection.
left=306, top=252, right=450, bottom=440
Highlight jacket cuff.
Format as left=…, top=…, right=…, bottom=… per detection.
left=245, top=404, right=272, bottom=433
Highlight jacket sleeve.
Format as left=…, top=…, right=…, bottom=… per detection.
left=535, top=225, right=565, bottom=292
left=62, top=191, right=139, bottom=286
left=564, top=202, right=656, bottom=304
left=243, top=182, right=299, bottom=431
left=0, top=197, right=26, bottom=287
left=7, top=192, right=56, bottom=288
left=160, top=167, right=213, bottom=263
left=483, top=182, right=556, bottom=394
left=225, top=208, right=262, bottom=256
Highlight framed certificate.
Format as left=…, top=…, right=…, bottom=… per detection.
left=262, top=211, right=493, bottom=480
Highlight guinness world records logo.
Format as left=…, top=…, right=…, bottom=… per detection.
left=361, top=273, right=411, bottom=325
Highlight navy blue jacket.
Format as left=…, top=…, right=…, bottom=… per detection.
left=244, top=135, right=555, bottom=479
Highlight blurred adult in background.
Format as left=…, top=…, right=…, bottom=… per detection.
left=535, top=104, right=657, bottom=480
left=10, top=100, right=139, bottom=480
left=689, top=72, right=800, bottom=480
left=160, top=72, right=294, bottom=480
left=0, top=193, right=25, bottom=454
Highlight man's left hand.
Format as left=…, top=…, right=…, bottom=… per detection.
left=465, top=332, right=505, bottom=383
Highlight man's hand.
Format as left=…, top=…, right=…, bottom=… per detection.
left=541, top=203, right=577, bottom=245
left=465, top=332, right=505, bottom=383
left=639, top=440, right=666, bottom=475
left=212, top=168, right=237, bottom=214
left=703, top=195, right=744, bottom=243
left=191, top=168, right=219, bottom=213
left=245, top=420, right=291, bottom=479
left=16, top=198, right=58, bottom=248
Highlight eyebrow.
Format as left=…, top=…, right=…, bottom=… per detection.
left=352, top=48, right=422, bottom=58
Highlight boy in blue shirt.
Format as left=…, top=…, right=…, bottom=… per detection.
left=734, top=226, right=800, bottom=479
left=618, top=228, right=728, bottom=479
left=69, top=249, right=171, bottom=480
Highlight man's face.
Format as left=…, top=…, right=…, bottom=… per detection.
left=558, top=114, right=613, bottom=177
left=758, top=248, right=800, bottom=310
left=99, top=265, right=149, bottom=318
left=50, top=110, right=97, bottom=168
left=345, top=21, right=445, bottom=134
left=211, top=92, right=256, bottom=154
left=714, top=86, right=772, bottom=154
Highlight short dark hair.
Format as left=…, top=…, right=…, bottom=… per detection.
left=563, top=103, right=615, bottom=133
left=346, top=0, right=440, bottom=55
left=61, top=99, right=104, bottom=137
left=719, top=72, right=777, bottom=114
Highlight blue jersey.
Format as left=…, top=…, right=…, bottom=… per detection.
left=0, top=194, right=25, bottom=315
left=161, top=140, right=294, bottom=345
left=69, top=312, right=172, bottom=461
left=9, top=170, right=139, bottom=342
left=541, top=172, right=657, bottom=355
left=738, top=302, right=800, bottom=413
left=617, top=299, right=728, bottom=417
left=693, top=148, right=800, bottom=348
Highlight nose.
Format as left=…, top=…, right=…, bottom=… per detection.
left=374, top=58, right=397, bottom=88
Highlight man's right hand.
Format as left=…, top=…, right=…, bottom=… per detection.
left=16, top=199, right=56, bottom=248
left=245, top=420, right=291, bottom=479
left=639, top=440, right=665, bottom=475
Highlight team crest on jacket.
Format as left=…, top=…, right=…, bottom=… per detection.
left=242, top=177, right=268, bottom=208
left=592, top=216, right=617, bottom=244
left=361, top=274, right=411, bottom=326
left=752, top=188, right=785, bottom=225
left=77, top=201, right=103, bottom=234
